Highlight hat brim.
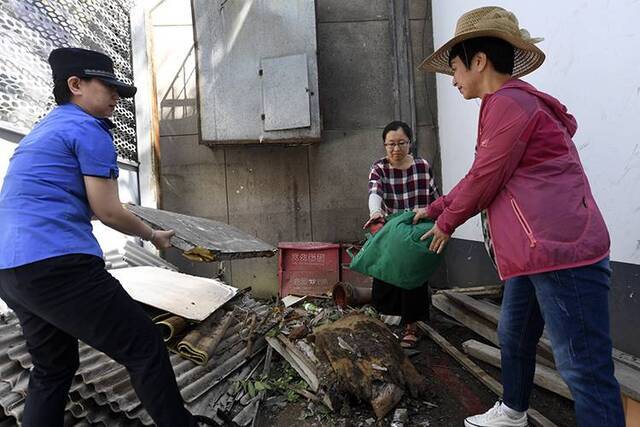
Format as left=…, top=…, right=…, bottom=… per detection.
left=96, top=77, right=137, bottom=98
left=418, top=29, right=545, bottom=79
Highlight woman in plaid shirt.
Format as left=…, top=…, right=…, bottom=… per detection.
left=365, top=121, right=439, bottom=348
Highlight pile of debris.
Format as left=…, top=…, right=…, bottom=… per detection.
left=0, top=283, right=432, bottom=427
left=0, top=287, right=279, bottom=426
left=244, top=297, right=432, bottom=427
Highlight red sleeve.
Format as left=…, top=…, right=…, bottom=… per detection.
left=435, top=94, right=531, bottom=235
left=426, top=179, right=463, bottom=219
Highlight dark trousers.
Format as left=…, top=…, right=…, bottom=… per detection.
left=371, top=278, right=429, bottom=323
left=499, top=257, right=624, bottom=426
left=0, top=254, right=196, bottom=427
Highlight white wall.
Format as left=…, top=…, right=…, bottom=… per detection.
left=91, top=166, right=140, bottom=254
left=0, top=137, right=14, bottom=313
left=431, top=1, right=640, bottom=265
left=0, top=138, right=17, bottom=190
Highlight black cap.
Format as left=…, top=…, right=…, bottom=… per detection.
left=48, top=47, right=137, bottom=98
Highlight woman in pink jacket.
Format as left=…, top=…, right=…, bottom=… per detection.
left=416, top=7, right=624, bottom=427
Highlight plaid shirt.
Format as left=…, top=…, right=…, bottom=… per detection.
left=368, top=157, right=439, bottom=214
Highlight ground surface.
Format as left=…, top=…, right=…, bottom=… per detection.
left=255, top=312, right=576, bottom=427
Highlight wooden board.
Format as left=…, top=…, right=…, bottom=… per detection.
left=434, top=293, right=556, bottom=367
left=417, top=322, right=558, bottom=427
left=437, top=292, right=640, bottom=402
left=432, top=294, right=500, bottom=347
left=462, top=340, right=572, bottom=401
left=110, top=266, right=237, bottom=321
left=444, top=284, right=504, bottom=298
left=623, top=395, right=640, bottom=427
left=126, top=205, right=277, bottom=260
left=265, top=336, right=319, bottom=392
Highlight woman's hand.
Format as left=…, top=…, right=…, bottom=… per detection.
left=363, top=211, right=385, bottom=229
left=412, top=207, right=430, bottom=224
left=150, top=229, right=175, bottom=250
left=420, top=224, right=450, bottom=254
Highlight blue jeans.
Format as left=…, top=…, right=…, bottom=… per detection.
left=498, top=257, right=624, bottom=427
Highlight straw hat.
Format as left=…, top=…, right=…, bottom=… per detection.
left=419, top=6, right=545, bottom=78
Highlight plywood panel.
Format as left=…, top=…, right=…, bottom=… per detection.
left=111, top=267, right=237, bottom=321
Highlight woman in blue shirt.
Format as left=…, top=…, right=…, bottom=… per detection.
left=0, top=48, right=208, bottom=427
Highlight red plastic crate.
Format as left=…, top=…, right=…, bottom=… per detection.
left=278, top=242, right=340, bottom=297
left=340, top=243, right=373, bottom=288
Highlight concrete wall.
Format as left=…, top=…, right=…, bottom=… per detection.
left=431, top=1, right=640, bottom=355
left=149, top=0, right=440, bottom=297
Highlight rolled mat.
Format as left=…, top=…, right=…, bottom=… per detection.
left=177, top=311, right=235, bottom=365
left=156, top=315, right=188, bottom=342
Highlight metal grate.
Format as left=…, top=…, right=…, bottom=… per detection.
left=0, top=0, right=138, bottom=162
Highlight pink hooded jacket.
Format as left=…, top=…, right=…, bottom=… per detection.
left=427, top=79, right=609, bottom=280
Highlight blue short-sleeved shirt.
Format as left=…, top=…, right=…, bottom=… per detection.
left=0, top=103, right=119, bottom=269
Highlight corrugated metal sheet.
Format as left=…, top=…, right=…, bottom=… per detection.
left=0, top=294, right=275, bottom=426
left=104, top=241, right=178, bottom=271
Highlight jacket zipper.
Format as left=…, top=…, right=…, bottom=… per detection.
left=485, top=209, right=505, bottom=278
left=510, top=198, right=537, bottom=248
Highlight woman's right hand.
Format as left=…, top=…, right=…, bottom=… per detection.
left=412, top=207, right=430, bottom=224
left=363, top=211, right=385, bottom=230
left=150, top=229, right=175, bottom=250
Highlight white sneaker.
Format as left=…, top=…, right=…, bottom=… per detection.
left=464, top=401, right=528, bottom=427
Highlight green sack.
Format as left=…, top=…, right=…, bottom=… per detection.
left=349, top=211, right=443, bottom=290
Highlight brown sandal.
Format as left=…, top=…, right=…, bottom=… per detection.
left=401, top=324, right=418, bottom=348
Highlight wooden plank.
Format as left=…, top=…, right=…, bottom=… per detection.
left=441, top=291, right=500, bottom=324
left=623, top=395, right=640, bottom=427
left=446, top=284, right=504, bottom=298
left=417, top=322, right=558, bottom=427
left=613, top=349, right=640, bottom=372
left=110, top=266, right=237, bottom=321
left=438, top=293, right=640, bottom=403
left=462, top=340, right=572, bottom=401
left=615, top=361, right=640, bottom=402
left=432, top=294, right=500, bottom=346
left=434, top=293, right=556, bottom=367
left=265, top=336, right=320, bottom=392
left=126, top=204, right=277, bottom=260
left=277, top=335, right=319, bottom=377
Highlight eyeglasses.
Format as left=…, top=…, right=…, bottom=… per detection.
left=384, top=141, right=409, bottom=149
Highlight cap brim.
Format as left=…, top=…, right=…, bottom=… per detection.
left=96, top=77, right=137, bottom=98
